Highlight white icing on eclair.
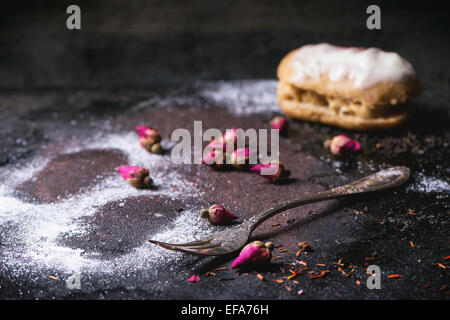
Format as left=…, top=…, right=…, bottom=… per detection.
left=290, top=43, right=415, bottom=88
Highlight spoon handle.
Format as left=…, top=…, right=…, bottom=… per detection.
left=246, top=166, right=410, bottom=230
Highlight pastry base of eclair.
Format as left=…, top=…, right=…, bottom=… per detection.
left=277, top=81, right=411, bottom=130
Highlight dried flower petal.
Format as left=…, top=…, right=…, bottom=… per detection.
left=272, top=279, right=284, bottom=284
left=231, top=241, right=274, bottom=269
left=200, top=204, right=239, bottom=224
left=328, top=134, right=361, bottom=156
left=117, top=166, right=153, bottom=189
left=214, top=267, right=228, bottom=271
left=287, top=272, right=298, bottom=280
left=270, top=116, right=288, bottom=133
left=297, top=242, right=312, bottom=251
left=188, top=275, right=200, bottom=283
left=308, top=270, right=329, bottom=279
left=250, top=161, right=290, bottom=182
left=136, top=126, right=162, bottom=152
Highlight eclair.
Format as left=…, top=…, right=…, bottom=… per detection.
left=277, top=43, right=421, bottom=130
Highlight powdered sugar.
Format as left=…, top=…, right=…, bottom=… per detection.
left=134, top=80, right=280, bottom=116
left=407, top=172, right=450, bottom=194
left=0, top=129, right=211, bottom=281
left=1, top=83, right=279, bottom=287
left=199, top=80, right=279, bottom=115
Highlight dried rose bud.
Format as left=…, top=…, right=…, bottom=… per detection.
left=222, top=128, right=239, bottom=149
left=297, top=241, right=312, bottom=251
left=200, top=204, right=239, bottom=224
left=327, top=134, right=361, bottom=156
left=188, top=275, right=200, bottom=283
left=205, top=138, right=227, bottom=154
left=250, top=161, right=290, bottom=183
left=201, top=149, right=226, bottom=169
left=204, top=128, right=245, bottom=154
left=136, top=126, right=162, bottom=152
left=270, top=116, right=288, bottom=133
left=117, top=166, right=153, bottom=189
left=150, top=142, right=164, bottom=154
left=228, top=148, right=257, bottom=170
left=231, top=241, right=274, bottom=269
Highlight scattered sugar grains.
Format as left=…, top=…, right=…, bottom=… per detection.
left=407, top=172, right=450, bottom=194
left=1, top=79, right=280, bottom=284
left=0, top=131, right=212, bottom=280
left=199, top=80, right=279, bottom=115
left=139, top=80, right=279, bottom=116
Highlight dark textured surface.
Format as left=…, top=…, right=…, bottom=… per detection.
left=0, top=86, right=448, bottom=300
left=15, top=148, right=127, bottom=202
left=1, top=1, right=449, bottom=89
left=0, top=1, right=449, bottom=300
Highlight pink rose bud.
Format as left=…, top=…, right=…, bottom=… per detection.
left=150, top=143, right=164, bottom=154
left=328, top=134, right=361, bottom=156
left=205, top=138, right=226, bottom=152
left=204, top=128, right=244, bottom=154
left=222, top=128, right=239, bottom=149
left=188, top=275, right=200, bottom=283
left=117, top=166, right=153, bottom=189
left=250, top=161, right=290, bottom=183
left=229, top=148, right=257, bottom=170
left=270, top=116, right=288, bottom=133
left=201, top=149, right=226, bottom=169
left=136, top=126, right=162, bottom=152
left=231, top=241, right=274, bottom=269
left=200, top=204, right=239, bottom=224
